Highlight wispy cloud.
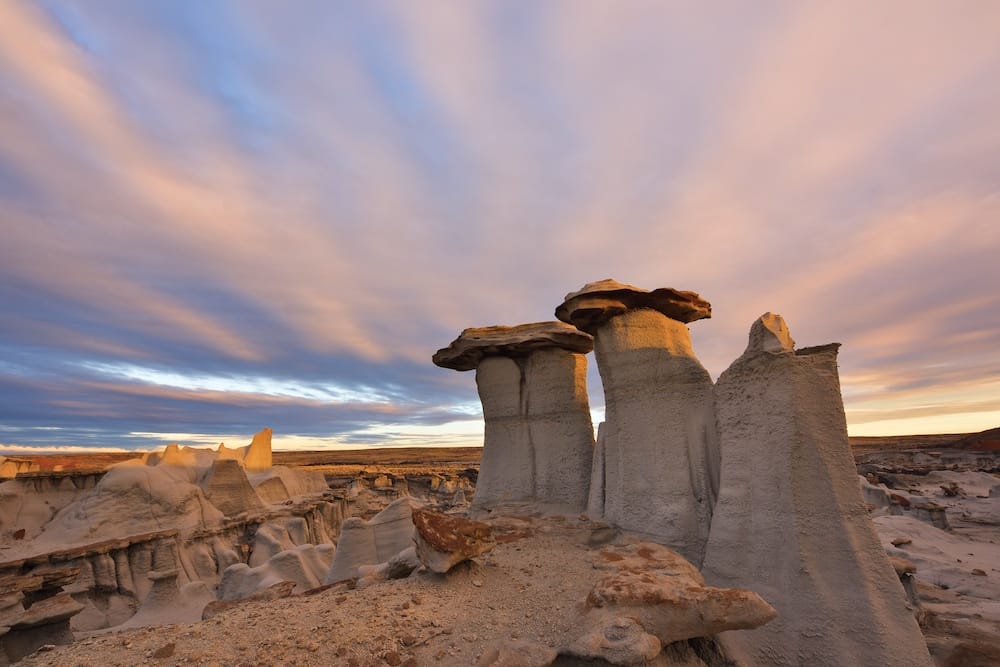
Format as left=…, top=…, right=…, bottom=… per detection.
left=0, top=1, right=998, bottom=447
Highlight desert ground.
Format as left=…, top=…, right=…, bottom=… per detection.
left=2, top=430, right=998, bottom=666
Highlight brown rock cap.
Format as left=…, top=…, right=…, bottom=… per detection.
left=432, top=321, right=593, bottom=371
left=554, top=279, right=711, bottom=332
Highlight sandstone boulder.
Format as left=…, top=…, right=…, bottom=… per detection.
left=412, top=508, right=495, bottom=574
left=324, top=498, right=421, bottom=584
left=581, top=542, right=776, bottom=646
left=702, top=314, right=934, bottom=667
left=563, top=615, right=661, bottom=665
left=434, top=322, right=595, bottom=510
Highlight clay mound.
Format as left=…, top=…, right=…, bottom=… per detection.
left=248, top=467, right=329, bottom=504
left=201, top=459, right=265, bottom=517
left=432, top=321, right=593, bottom=371
left=951, top=427, right=1000, bottom=451
left=324, top=497, right=422, bottom=584
left=219, top=543, right=335, bottom=600
left=555, top=278, right=711, bottom=332
left=35, top=464, right=225, bottom=546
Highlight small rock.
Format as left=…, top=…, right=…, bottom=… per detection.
left=152, top=643, right=176, bottom=659
left=472, top=579, right=483, bottom=587
left=384, top=650, right=402, bottom=666
left=476, top=641, right=558, bottom=666
left=891, top=537, right=912, bottom=547
left=972, top=569, right=987, bottom=576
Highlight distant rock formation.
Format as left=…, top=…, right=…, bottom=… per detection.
left=556, top=279, right=718, bottom=564
left=702, top=313, right=934, bottom=666
left=434, top=322, right=595, bottom=510
left=243, top=427, right=273, bottom=471
left=201, top=459, right=265, bottom=517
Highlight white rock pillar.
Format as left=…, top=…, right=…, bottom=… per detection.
left=556, top=279, right=718, bottom=565
left=702, top=313, right=933, bottom=667
left=433, top=322, right=595, bottom=511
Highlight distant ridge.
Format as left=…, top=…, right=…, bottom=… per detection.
left=950, top=426, right=1000, bottom=452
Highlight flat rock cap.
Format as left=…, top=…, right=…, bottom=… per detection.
left=433, top=321, right=594, bottom=371
left=555, top=279, right=711, bottom=332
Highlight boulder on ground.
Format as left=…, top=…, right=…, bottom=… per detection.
left=412, top=508, right=495, bottom=574
left=582, top=542, right=776, bottom=646
left=562, top=615, right=661, bottom=665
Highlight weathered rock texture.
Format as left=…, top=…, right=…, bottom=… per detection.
left=412, top=508, right=495, bottom=573
left=702, top=313, right=934, bottom=667
left=434, top=322, right=595, bottom=510
left=581, top=542, right=775, bottom=649
left=324, top=498, right=420, bottom=584
left=243, top=427, right=273, bottom=471
left=557, top=280, right=718, bottom=564
left=201, top=459, right=265, bottom=517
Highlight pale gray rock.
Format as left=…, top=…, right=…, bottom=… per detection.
left=556, top=283, right=718, bottom=564
left=324, top=498, right=421, bottom=584
left=434, top=322, right=595, bottom=511
left=702, top=314, right=934, bottom=667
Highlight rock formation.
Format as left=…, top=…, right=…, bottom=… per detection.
left=201, top=459, right=265, bottom=517
left=580, top=542, right=775, bottom=649
left=556, top=279, right=718, bottom=564
left=243, top=427, right=273, bottom=471
left=412, top=508, right=496, bottom=574
left=702, top=313, right=934, bottom=666
left=324, top=497, right=421, bottom=584
left=433, top=322, right=595, bottom=510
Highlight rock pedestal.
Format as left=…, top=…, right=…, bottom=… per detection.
left=556, top=280, right=718, bottom=565
left=433, top=322, right=595, bottom=511
left=702, top=314, right=934, bottom=666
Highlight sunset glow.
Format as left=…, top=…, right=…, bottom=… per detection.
left=1, top=2, right=998, bottom=452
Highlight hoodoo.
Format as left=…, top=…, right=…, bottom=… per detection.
left=556, top=279, right=718, bottom=565
left=433, top=321, right=595, bottom=510
left=702, top=313, right=934, bottom=666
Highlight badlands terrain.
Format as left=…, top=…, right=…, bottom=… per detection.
left=0, top=430, right=997, bottom=666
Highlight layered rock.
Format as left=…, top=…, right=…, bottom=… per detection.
left=556, top=280, right=718, bottom=564
left=201, top=459, right=265, bottom=517
left=702, top=313, right=934, bottom=666
left=433, top=322, right=595, bottom=510
left=243, top=427, right=273, bottom=471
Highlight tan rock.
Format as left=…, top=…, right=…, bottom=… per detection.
left=8, top=593, right=83, bottom=630
left=558, top=282, right=719, bottom=564
left=243, top=427, right=273, bottom=471
left=434, top=322, right=595, bottom=510
left=702, top=314, right=934, bottom=667
left=201, top=459, right=265, bottom=517
left=477, top=640, right=558, bottom=666
left=554, top=278, right=711, bottom=333
left=412, top=508, right=495, bottom=573
left=562, top=615, right=661, bottom=665
left=583, top=543, right=775, bottom=646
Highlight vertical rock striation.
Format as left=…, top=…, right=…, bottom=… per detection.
left=702, top=313, right=934, bottom=666
left=433, top=322, right=595, bottom=511
left=556, top=279, right=718, bottom=565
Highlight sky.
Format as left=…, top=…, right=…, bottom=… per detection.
left=1, top=1, right=998, bottom=453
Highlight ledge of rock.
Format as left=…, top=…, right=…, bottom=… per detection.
left=432, top=321, right=594, bottom=371
left=412, top=508, right=495, bottom=573
left=554, top=279, right=712, bottom=332
left=582, top=542, right=776, bottom=646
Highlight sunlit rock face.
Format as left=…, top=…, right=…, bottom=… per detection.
left=702, top=314, right=934, bottom=667
left=557, top=280, right=718, bottom=566
left=434, top=322, right=595, bottom=511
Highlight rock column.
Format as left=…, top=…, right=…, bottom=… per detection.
left=433, top=322, right=595, bottom=511
left=556, top=280, right=718, bottom=565
left=701, top=313, right=934, bottom=666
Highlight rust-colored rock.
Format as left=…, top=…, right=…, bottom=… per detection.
left=432, top=321, right=593, bottom=372
left=554, top=278, right=711, bottom=333
left=412, top=509, right=495, bottom=573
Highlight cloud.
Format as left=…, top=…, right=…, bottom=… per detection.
left=0, top=1, right=998, bottom=447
